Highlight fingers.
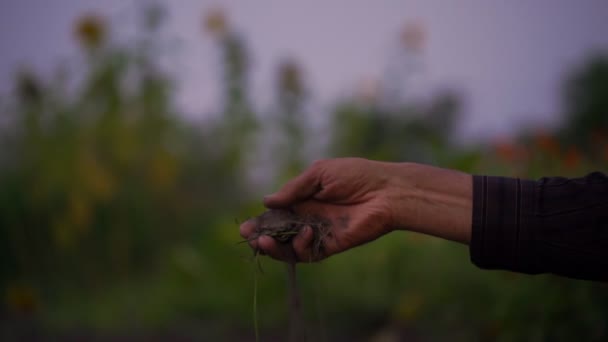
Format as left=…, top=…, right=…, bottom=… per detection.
left=257, top=236, right=281, bottom=259
left=239, top=220, right=256, bottom=239
left=239, top=219, right=260, bottom=250
left=258, top=236, right=298, bottom=263
left=291, top=200, right=345, bottom=258
left=263, top=161, right=324, bottom=208
left=293, top=226, right=315, bottom=262
left=241, top=218, right=304, bottom=261
left=249, top=227, right=316, bottom=263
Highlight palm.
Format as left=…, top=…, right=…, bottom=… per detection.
left=293, top=195, right=391, bottom=258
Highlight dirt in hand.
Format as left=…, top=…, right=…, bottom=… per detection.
left=249, top=209, right=331, bottom=262
left=247, top=209, right=331, bottom=342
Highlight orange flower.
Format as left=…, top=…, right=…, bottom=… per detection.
left=563, top=146, right=582, bottom=170
left=494, top=139, right=524, bottom=162
left=5, top=284, right=38, bottom=314
left=495, top=142, right=515, bottom=162
left=534, top=130, right=560, bottom=157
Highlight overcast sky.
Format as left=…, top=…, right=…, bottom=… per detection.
left=1, top=0, right=607, bottom=141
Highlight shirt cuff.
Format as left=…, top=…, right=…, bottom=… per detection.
left=470, top=175, right=541, bottom=274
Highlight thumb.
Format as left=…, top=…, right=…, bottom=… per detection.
left=264, top=163, right=323, bottom=208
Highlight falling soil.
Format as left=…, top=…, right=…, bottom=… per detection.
left=249, top=209, right=331, bottom=342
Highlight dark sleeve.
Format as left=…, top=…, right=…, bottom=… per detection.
left=470, top=172, right=608, bottom=281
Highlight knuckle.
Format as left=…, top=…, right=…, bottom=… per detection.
left=311, top=158, right=330, bottom=170
left=294, top=243, right=307, bottom=256
left=284, top=177, right=300, bottom=189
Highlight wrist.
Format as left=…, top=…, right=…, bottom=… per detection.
left=384, top=162, right=425, bottom=230
left=385, top=162, right=473, bottom=244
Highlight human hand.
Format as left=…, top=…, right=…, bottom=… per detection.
left=240, top=158, right=402, bottom=262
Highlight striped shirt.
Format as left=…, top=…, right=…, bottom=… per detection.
left=470, top=172, right=608, bottom=281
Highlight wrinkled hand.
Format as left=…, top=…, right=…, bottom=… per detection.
left=240, top=158, right=401, bottom=262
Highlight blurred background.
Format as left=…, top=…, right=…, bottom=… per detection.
left=1, top=0, right=607, bottom=340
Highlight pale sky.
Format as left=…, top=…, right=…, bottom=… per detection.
left=1, top=0, right=607, bottom=141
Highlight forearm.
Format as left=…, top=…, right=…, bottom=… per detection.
left=386, top=162, right=473, bottom=244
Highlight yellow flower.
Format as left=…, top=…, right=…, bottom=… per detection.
left=52, top=192, right=92, bottom=248
left=394, top=293, right=425, bottom=321
left=147, top=150, right=178, bottom=192
left=81, top=153, right=115, bottom=201
left=203, top=8, right=228, bottom=37
left=74, top=13, right=106, bottom=49
left=68, top=192, right=92, bottom=232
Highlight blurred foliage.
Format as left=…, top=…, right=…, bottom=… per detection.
left=560, top=54, right=608, bottom=154
left=0, top=5, right=607, bottom=341
left=330, top=91, right=462, bottom=165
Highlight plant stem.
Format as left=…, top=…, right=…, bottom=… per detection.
left=253, top=253, right=260, bottom=342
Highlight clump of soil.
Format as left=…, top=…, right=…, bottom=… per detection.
left=249, top=209, right=331, bottom=262
left=247, top=209, right=331, bottom=342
